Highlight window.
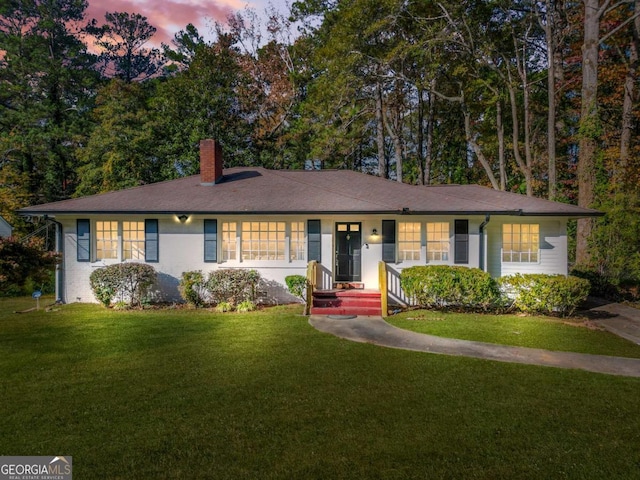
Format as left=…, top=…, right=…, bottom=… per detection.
left=204, top=220, right=217, bottom=262
left=221, top=222, right=237, bottom=261
left=79, top=220, right=158, bottom=262
left=96, top=221, right=118, bottom=260
left=290, top=221, right=305, bottom=261
left=145, top=220, right=159, bottom=263
left=381, top=220, right=396, bottom=263
left=454, top=220, right=469, bottom=264
left=123, top=221, right=145, bottom=260
left=307, top=220, right=321, bottom=262
left=77, top=219, right=90, bottom=262
left=398, top=222, right=421, bottom=261
left=242, top=222, right=285, bottom=260
left=502, top=224, right=539, bottom=262
left=426, top=222, right=449, bottom=261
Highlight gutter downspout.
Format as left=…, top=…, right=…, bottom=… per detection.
left=50, top=218, right=64, bottom=304
left=479, top=214, right=491, bottom=272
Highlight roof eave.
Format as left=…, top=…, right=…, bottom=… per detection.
left=19, top=209, right=603, bottom=217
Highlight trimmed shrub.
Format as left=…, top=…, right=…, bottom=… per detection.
left=89, top=267, right=121, bottom=307
left=285, top=275, right=307, bottom=301
left=499, top=274, right=590, bottom=316
left=400, top=265, right=502, bottom=311
left=178, top=270, right=207, bottom=307
left=89, top=263, right=157, bottom=308
left=207, top=269, right=261, bottom=306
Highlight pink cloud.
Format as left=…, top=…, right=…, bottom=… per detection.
left=85, top=0, right=237, bottom=47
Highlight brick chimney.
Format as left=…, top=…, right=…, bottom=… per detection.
left=200, top=139, right=223, bottom=185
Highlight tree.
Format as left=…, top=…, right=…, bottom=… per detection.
left=575, top=0, right=637, bottom=265
left=618, top=0, right=640, bottom=191
left=149, top=27, right=254, bottom=177
left=89, top=11, right=164, bottom=82
left=535, top=0, right=570, bottom=200
left=0, top=236, right=60, bottom=296
left=0, top=0, right=98, bottom=205
left=75, top=79, right=159, bottom=195
left=163, top=23, right=206, bottom=71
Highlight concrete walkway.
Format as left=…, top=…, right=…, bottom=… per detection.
left=309, top=313, right=640, bottom=378
left=583, top=299, right=640, bottom=345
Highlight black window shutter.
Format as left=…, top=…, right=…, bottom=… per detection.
left=77, top=219, right=90, bottom=262
left=454, top=219, right=469, bottom=264
left=307, top=220, right=321, bottom=262
left=145, top=219, right=159, bottom=263
left=382, top=220, right=396, bottom=263
left=204, top=219, right=217, bottom=262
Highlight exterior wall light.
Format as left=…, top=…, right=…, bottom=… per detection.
left=178, top=214, right=188, bottom=223
left=372, top=228, right=378, bottom=236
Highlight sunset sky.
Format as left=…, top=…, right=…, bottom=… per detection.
left=85, top=0, right=290, bottom=47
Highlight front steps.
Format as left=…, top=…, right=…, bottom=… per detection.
left=311, top=289, right=382, bottom=316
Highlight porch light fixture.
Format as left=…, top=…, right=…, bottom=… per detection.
left=178, top=214, right=188, bottom=223
left=372, top=228, right=378, bottom=236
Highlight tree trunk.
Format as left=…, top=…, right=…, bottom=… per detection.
left=417, top=86, right=425, bottom=185
left=384, top=116, right=404, bottom=183
left=522, top=51, right=534, bottom=198
left=544, top=0, right=559, bottom=200
left=576, top=0, right=601, bottom=266
left=619, top=0, right=640, bottom=191
left=383, top=81, right=404, bottom=183
left=393, top=135, right=403, bottom=183
left=463, top=110, right=500, bottom=190
left=507, top=81, right=533, bottom=196
left=375, top=83, right=387, bottom=178
left=497, top=99, right=506, bottom=191
left=425, top=83, right=436, bottom=186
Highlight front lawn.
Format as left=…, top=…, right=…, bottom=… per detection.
left=387, top=309, right=640, bottom=358
left=1, top=297, right=640, bottom=479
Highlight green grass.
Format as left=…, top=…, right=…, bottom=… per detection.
left=387, top=309, right=640, bottom=358
left=1, top=297, right=640, bottom=479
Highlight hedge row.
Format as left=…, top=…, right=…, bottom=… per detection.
left=498, top=274, right=590, bottom=316
left=399, top=266, right=501, bottom=311
left=400, top=266, right=590, bottom=316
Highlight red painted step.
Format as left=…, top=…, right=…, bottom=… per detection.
left=310, top=289, right=382, bottom=316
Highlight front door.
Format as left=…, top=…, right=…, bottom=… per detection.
left=335, top=222, right=362, bottom=282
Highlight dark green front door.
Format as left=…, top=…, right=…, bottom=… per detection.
left=335, top=222, right=361, bottom=282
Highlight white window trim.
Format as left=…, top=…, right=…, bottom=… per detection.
left=425, top=221, right=451, bottom=263
left=501, top=223, right=541, bottom=264
left=397, top=222, right=421, bottom=262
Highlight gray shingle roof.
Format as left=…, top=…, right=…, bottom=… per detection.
left=19, top=167, right=602, bottom=217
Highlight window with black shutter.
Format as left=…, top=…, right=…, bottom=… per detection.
left=145, top=219, right=159, bottom=262
left=204, top=219, right=217, bottom=262
left=382, top=220, right=396, bottom=263
left=77, top=219, right=90, bottom=262
left=454, top=219, right=469, bottom=264
left=307, top=220, right=321, bottom=262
